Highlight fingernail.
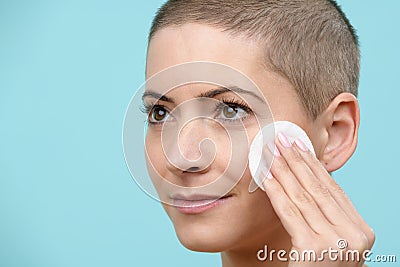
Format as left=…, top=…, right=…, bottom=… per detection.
left=278, top=132, right=292, bottom=147
left=267, top=143, right=281, bottom=157
left=266, top=171, right=274, bottom=180
left=294, top=138, right=308, bottom=152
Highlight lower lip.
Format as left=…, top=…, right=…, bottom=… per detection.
left=173, top=196, right=232, bottom=214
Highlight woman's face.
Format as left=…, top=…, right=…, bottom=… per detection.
left=145, top=23, right=317, bottom=252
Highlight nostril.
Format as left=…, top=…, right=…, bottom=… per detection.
left=185, top=167, right=200, bottom=173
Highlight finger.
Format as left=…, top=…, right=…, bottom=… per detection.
left=262, top=172, right=315, bottom=240
left=275, top=133, right=352, bottom=228
left=279, top=136, right=371, bottom=248
left=293, top=138, right=375, bottom=247
left=264, top=140, right=335, bottom=236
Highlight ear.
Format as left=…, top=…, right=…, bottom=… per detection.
left=316, top=93, right=360, bottom=172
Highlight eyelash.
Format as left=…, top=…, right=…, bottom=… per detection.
left=140, top=102, right=156, bottom=115
left=140, top=102, right=167, bottom=126
left=214, top=97, right=253, bottom=123
left=141, top=98, right=254, bottom=126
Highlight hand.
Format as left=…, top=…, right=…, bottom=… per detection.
left=262, top=132, right=375, bottom=266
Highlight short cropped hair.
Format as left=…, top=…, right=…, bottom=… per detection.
left=149, top=0, right=360, bottom=119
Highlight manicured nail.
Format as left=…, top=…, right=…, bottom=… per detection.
left=267, top=143, right=281, bottom=157
left=266, top=171, right=274, bottom=180
left=278, top=132, right=292, bottom=147
left=294, top=138, right=308, bottom=152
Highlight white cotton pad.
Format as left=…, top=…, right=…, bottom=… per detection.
left=248, top=121, right=315, bottom=192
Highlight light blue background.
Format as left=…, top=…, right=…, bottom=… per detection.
left=0, top=1, right=398, bottom=266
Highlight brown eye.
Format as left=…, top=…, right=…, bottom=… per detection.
left=222, top=105, right=238, bottom=119
left=215, top=101, right=251, bottom=123
left=150, top=106, right=169, bottom=122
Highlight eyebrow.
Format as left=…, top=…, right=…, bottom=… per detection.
left=197, top=86, right=265, bottom=102
left=142, top=91, right=174, bottom=103
left=142, top=86, right=265, bottom=103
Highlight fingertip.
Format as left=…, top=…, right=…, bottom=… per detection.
left=294, top=138, right=309, bottom=152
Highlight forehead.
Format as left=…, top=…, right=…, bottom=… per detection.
left=146, top=23, right=264, bottom=79
left=144, top=23, right=303, bottom=120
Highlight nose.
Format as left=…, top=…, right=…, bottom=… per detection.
left=163, top=119, right=215, bottom=175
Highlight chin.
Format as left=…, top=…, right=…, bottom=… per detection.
left=165, top=205, right=240, bottom=253
left=174, top=223, right=233, bottom=252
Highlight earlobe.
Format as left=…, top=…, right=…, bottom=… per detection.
left=318, top=93, right=360, bottom=172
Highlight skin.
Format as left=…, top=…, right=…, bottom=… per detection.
left=144, top=23, right=375, bottom=266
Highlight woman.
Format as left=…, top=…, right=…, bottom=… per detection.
left=139, top=0, right=375, bottom=266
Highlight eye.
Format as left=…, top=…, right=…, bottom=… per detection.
left=216, top=102, right=250, bottom=121
left=149, top=106, right=170, bottom=123
left=222, top=105, right=239, bottom=119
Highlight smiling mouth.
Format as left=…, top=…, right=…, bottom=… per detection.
left=170, top=194, right=233, bottom=214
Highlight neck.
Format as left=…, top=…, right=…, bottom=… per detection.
left=220, top=224, right=291, bottom=267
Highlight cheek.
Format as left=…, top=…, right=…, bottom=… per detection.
left=213, top=133, right=232, bottom=170
left=145, top=132, right=165, bottom=175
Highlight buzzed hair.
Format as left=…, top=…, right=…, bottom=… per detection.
left=149, top=0, right=360, bottom=119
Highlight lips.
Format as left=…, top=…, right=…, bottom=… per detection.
left=170, top=193, right=233, bottom=214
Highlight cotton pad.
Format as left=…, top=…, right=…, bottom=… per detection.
left=248, top=121, right=315, bottom=192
